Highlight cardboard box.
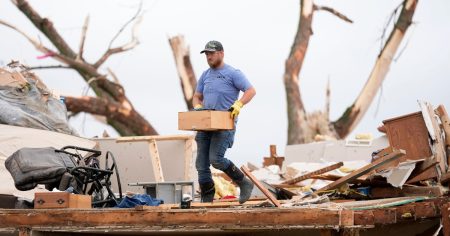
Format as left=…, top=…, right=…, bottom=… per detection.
left=34, top=192, right=91, bottom=209
left=178, top=110, right=234, bottom=131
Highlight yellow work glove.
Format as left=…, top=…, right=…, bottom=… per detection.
left=194, top=104, right=203, bottom=110
left=229, top=100, right=243, bottom=119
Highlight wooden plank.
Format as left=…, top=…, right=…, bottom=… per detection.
left=370, top=186, right=443, bottom=198
left=405, top=164, right=439, bottom=184
left=282, top=162, right=343, bottom=185
left=420, top=101, right=447, bottom=173
left=183, top=139, right=193, bottom=181
left=148, top=139, right=164, bottom=182
left=436, top=105, right=450, bottom=147
left=442, top=203, right=450, bottom=236
left=263, top=144, right=285, bottom=169
left=116, top=135, right=194, bottom=142
left=136, top=200, right=270, bottom=210
left=408, top=158, right=437, bottom=179
left=316, top=150, right=405, bottom=193
left=0, top=208, right=346, bottom=228
left=18, top=228, right=31, bottom=236
left=241, top=165, right=281, bottom=207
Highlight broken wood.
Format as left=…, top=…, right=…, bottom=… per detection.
left=282, top=162, right=343, bottom=185
left=241, top=166, right=281, bottom=207
left=442, top=203, right=450, bottom=236
left=436, top=105, right=450, bottom=147
left=263, top=145, right=285, bottom=169
left=135, top=200, right=270, bottom=210
left=316, top=150, right=405, bottom=193
left=419, top=101, right=447, bottom=173
left=370, top=186, right=443, bottom=199
left=405, top=163, right=439, bottom=184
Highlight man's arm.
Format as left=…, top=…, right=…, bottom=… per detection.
left=192, top=92, right=204, bottom=108
left=238, top=87, right=256, bottom=105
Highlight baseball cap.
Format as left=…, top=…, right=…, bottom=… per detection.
left=200, top=40, right=224, bottom=54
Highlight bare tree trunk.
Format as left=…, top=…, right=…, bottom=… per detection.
left=5, top=0, right=157, bottom=136
left=333, top=0, right=418, bottom=138
left=168, top=35, right=197, bottom=110
left=284, top=0, right=314, bottom=145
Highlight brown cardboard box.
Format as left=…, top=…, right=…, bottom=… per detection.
left=34, top=192, right=91, bottom=209
left=178, top=111, right=234, bottom=131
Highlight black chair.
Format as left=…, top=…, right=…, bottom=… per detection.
left=56, top=146, right=123, bottom=207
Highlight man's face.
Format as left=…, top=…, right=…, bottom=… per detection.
left=205, top=51, right=224, bottom=68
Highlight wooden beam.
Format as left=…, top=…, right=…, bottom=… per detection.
left=135, top=200, right=269, bottom=210
left=436, top=105, right=450, bottom=147
left=241, top=166, right=281, bottom=207
left=148, top=139, right=164, bottom=182
left=282, top=162, right=343, bottom=185
left=419, top=101, right=447, bottom=173
left=405, top=164, right=439, bottom=184
left=183, top=138, right=193, bottom=181
left=0, top=208, right=351, bottom=228
left=370, top=186, right=443, bottom=198
left=316, top=150, right=405, bottom=193
left=116, top=135, right=194, bottom=143
left=442, top=203, right=450, bottom=236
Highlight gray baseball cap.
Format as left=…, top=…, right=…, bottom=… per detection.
left=200, top=40, right=224, bottom=54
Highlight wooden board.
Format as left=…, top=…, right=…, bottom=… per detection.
left=436, top=105, right=450, bottom=147
left=149, top=139, right=164, bottom=182
left=241, top=166, right=281, bottom=207
left=316, top=150, right=405, bottom=193
left=34, top=192, right=91, bottom=209
left=420, top=101, right=447, bottom=173
left=282, top=162, right=343, bottom=185
left=370, top=186, right=443, bottom=198
left=135, top=200, right=269, bottom=210
left=178, top=110, right=234, bottom=131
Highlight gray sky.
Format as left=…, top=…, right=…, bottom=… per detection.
left=1, top=0, right=449, bottom=167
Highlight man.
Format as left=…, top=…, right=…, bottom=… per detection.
left=192, top=40, right=256, bottom=204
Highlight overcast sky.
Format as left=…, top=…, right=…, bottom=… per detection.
left=1, top=0, right=449, bottom=167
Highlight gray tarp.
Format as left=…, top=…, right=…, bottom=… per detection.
left=0, top=68, right=77, bottom=135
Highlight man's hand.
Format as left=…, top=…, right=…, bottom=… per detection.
left=194, top=104, right=203, bottom=110
left=229, top=100, right=243, bottom=119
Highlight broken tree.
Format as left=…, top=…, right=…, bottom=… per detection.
left=0, top=0, right=157, bottom=136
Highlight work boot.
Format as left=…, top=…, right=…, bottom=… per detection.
left=223, top=162, right=254, bottom=204
left=199, top=182, right=215, bottom=202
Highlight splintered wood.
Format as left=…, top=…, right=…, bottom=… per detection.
left=241, top=165, right=281, bottom=207
left=282, top=162, right=343, bottom=185
left=316, top=150, right=405, bottom=193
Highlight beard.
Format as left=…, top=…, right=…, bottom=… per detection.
left=208, top=58, right=223, bottom=68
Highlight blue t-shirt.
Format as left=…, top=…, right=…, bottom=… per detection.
left=196, top=64, right=252, bottom=111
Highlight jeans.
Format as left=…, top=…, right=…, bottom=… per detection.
left=195, top=130, right=236, bottom=184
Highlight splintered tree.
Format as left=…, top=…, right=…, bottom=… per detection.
left=0, top=0, right=157, bottom=136
left=168, top=0, right=419, bottom=145
left=285, top=0, right=418, bottom=144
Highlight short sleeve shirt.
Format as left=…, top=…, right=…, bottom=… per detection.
left=196, top=64, right=252, bottom=111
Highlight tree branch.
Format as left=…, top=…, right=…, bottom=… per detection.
left=64, top=95, right=157, bottom=136
left=168, top=35, right=197, bottom=110
left=333, top=0, right=418, bottom=138
left=93, top=5, right=143, bottom=68
left=13, top=0, right=77, bottom=59
left=27, top=65, right=71, bottom=70
left=77, top=15, right=90, bottom=61
left=313, top=5, right=353, bottom=23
